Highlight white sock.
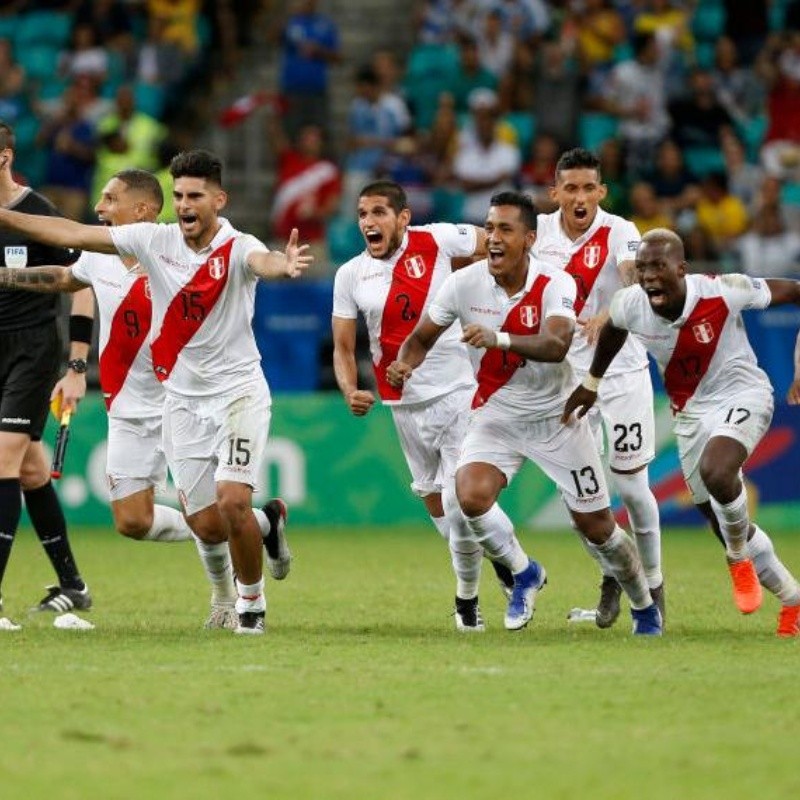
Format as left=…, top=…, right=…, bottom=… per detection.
left=710, top=486, right=750, bottom=561
left=596, top=525, right=651, bottom=610
left=142, top=504, right=192, bottom=542
left=235, top=577, right=265, bottom=614
left=748, top=525, right=800, bottom=605
left=192, top=534, right=236, bottom=605
left=430, top=515, right=450, bottom=541
left=579, top=533, right=613, bottom=578
left=614, top=469, right=663, bottom=588
left=441, top=488, right=483, bottom=598
left=464, top=504, right=529, bottom=574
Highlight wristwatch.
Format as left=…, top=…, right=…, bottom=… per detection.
left=67, top=358, right=88, bottom=374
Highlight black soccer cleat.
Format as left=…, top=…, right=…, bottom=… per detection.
left=235, top=611, right=265, bottom=635
left=262, top=498, right=292, bottom=580
left=34, top=584, right=92, bottom=613
left=454, top=596, right=485, bottom=632
left=595, top=575, right=622, bottom=629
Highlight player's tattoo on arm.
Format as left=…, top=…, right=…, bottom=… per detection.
left=0, top=266, right=75, bottom=292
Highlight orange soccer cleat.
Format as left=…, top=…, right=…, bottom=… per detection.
left=777, top=605, right=800, bottom=638
left=727, top=559, right=762, bottom=615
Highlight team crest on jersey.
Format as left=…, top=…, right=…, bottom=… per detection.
left=404, top=255, right=426, bottom=279
left=519, top=305, right=538, bottom=328
left=4, top=246, right=27, bottom=267
left=583, top=244, right=601, bottom=269
left=208, top=256, right=226, bottom=280
left=693, top=321, right=715, bottom=344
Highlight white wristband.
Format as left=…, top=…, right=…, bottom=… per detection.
left=582, top=373, right=601, bottom=392
left=495, top=331, right=511, bottom=350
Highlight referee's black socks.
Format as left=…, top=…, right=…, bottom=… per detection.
left=0, top=477, right=22, bottom=589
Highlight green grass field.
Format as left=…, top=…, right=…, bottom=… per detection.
left=1, top=524, right=798, bottom=800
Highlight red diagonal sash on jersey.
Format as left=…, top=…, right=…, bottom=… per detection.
left=373, top=230, right=438, bottom=400
left=564, top=225, right=611, bottom=315
left=663, top=296, right=729, bottom=412
left=472, top=274, right=551, bottom=409
left=150, top=237, right=235, bottom=383
left=99, top=275, right=152, bottom=410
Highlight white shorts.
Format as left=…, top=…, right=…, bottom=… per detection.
left=674, top=389, right=774, bottom=504
left=457, top=407, right=611, bottom=513
left=162, top=380, right=271, bottom=517
left=106, top=415, right=168, bottom=502
left=391, top=387, right=472, bottom=497
left=585, top=367, right=655, bottom=472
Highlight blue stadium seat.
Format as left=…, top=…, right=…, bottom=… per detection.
left=736, top=115, right=768, bottom=162
left=432, top=187, right=464, bottom=223
left=503, top=112, right=536, bottom=156
left=0, top=15, right=19, bottom=41
left=12, top=114, right=39, bottom=151
left=14, top=11, right=73, bottom=48
left=683, top=146, right=726, bottom=178
left=16, top=44, right=60, bottom=81
left=578, top=113, right=618, bottom=152
left=403, top=43, right=459, bottom=131
left=134, top=82, right=166, bottom=118
left=327, top=216, right=364, bottom=266
left=691, top=3, right=726, bottom=41
left=781, top=182, right=800, bottom=206
left=13, top=147, right=46, bottom=188
left=695, top=41, right=716, bottom=70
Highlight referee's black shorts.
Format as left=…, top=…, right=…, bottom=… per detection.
left=0, top=324, right=61, bottom=441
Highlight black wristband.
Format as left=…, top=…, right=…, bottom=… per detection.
left=69, top=314, right=93, bottom=345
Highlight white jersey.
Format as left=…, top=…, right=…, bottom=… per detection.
left=428, top=256, right=577, bottom=420
left=109, top=218, right=269, bottom=399
left=609, top=273, right=773, bottom=416
left=71, top=251, right=164, bottom=419
left=532, top=207, right=647, bottom=376
left=332, top=223, right=477, bottom=406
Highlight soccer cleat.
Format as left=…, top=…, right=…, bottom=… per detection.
left=454, top=596, right=485, bottom=632
left=631, top=603, right=663, bottom=636
left=776, top=604, right=800, bottom=638
left=0, top=616, right=21, bottom=631
left=263, top=498, right=292, bottom=580
left=595, top=575, right=622, bottom=629
left=234, top=611, right=265, bottom=635
left=33, top=584, right=92, bottom=613
left=650, top=583, right=666, bottom=625
left=727, top=559, right=762, bottom=614
left=490, top=560, right=514, bottom=600
left=504, top=559, right=547, bottom=631
left=204, top=603, right=238, bottom=630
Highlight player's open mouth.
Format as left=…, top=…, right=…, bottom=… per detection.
left=365, top=231, right=382, bottom=246
left=574, top=207, right=588, bottom=220
left=488, top=247, right=504, bottom=265
left=180, top=214, right=198, bottom=226
left=645, top=287, right=666, bottom=306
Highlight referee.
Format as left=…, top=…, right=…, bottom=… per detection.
left=0, top=120, right=93, bottom=627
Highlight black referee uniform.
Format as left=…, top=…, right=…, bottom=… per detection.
left=0, top=187, right=80, bottom=440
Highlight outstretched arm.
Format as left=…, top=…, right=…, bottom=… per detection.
left=386, top=314, right=448, bottom=387
left=461, top=315, right=574, bottom=362
left=247, top=228, right=313, bottom=279
left=0, top=265, right=89, bottom=293
left=561, top=320, right=629, bottom=422
left=0, top=207, right=117, bottom=253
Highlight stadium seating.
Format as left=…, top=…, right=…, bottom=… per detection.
left=14, top=11, right=73, bottom=49
left=16, top=45, right=61, bottom=82
left=578, top=112, right=619, bottom=152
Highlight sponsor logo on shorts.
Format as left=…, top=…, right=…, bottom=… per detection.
left=1, top=416, right=30, bottom=424
left=4, top=246, right=27, bottom=267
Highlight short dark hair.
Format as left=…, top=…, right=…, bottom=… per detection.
left=489, top=191, right=538, bottom=230
left=0, top=120, right=15, bottom=151
left=555, top=147, right=602, bottom=181
left=113, top=168, right=164, bottom=213
left=359, top=180, right=408, bottom=214
left=169, top=149, right=223, bottom=186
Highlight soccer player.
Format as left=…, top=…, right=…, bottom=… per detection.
left=563, top=228, right=800, bottom=637
left=332, top=180, right=513, bottom=631
left=388, top=191, right=662, bottom=635
left=0, top=168, right=291, bottom=630
left=532, top=147, right=663, bottom=628
left=0, top=149, right=309, bottom=635
left=0, top=120, right=94, bottom=630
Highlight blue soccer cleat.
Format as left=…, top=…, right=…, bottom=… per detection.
left=631, top=603, right=663, bottom=636
left=504, top=559, right=547, bottom=631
